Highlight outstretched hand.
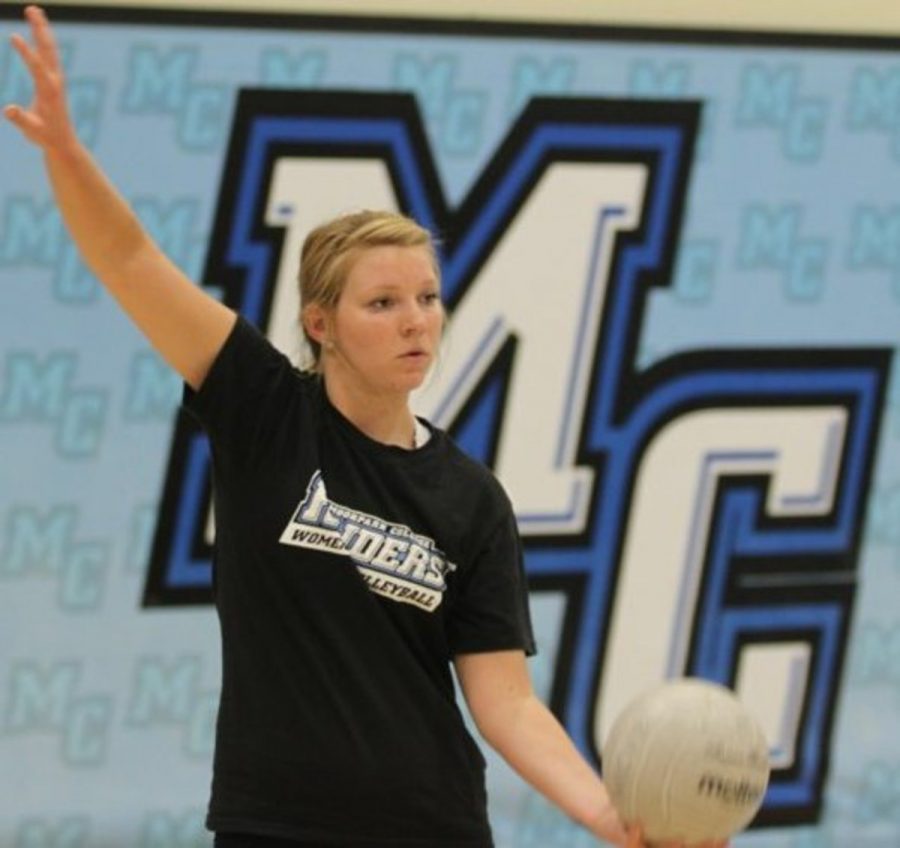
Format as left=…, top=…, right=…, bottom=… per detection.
left=4, top=5, right=76, bottom=151
left=624, top=823, right=730, bottom=848
left=591, top=791, right=729, bottom=848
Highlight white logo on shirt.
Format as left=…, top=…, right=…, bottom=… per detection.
left=279, top=471, right=456, bottom=612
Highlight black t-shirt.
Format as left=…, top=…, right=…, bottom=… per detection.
left=184, top=317, right=536, bottom=846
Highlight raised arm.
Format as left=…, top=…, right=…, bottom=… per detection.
left=4, top=5, right=235, bottom=390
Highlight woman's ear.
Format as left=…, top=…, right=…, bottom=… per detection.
left=302, top=303, right=329, bottom=345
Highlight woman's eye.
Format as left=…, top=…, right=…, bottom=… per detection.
left=370, top=298, right=392, bottom=309
left=421, top=292, right=440, bottom=305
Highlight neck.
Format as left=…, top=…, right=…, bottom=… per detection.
left=323, top=374, right=417, bottom=449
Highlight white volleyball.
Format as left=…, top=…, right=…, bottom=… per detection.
left=602, top=678, right=771, bottom=843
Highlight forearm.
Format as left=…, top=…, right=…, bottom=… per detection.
left=6, top=5, right=235, bottom=389
left=484, top=694, right=619, bottom=840
left=42, top=139, right=229, bottom=386
left=45, top=139, right=151, bottom=291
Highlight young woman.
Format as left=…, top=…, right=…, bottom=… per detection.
left=6, top=7, right=728, bottom=847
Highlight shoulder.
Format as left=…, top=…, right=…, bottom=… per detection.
left=429, top=428, right=514, bottom=517
left=223, top=316, right=318, bottom=393
left=186, top=314, right=322, bottom=433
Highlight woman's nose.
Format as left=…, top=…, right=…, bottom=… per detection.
left=401, top=301, right=427, bottom=333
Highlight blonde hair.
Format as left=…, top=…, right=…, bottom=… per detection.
left=298, top=209, right=440, bottom=369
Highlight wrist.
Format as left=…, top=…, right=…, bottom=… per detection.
left=44, top=132, right=84, bottom=166
left=585, top=783, right=628, bottom=844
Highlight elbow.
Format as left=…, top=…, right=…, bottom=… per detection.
left=471, top=713, right=501, bottom=750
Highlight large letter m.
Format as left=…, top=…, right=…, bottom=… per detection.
left=142, top=90, right=889, bottom=827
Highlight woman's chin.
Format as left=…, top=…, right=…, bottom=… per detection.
left=394, top=361, right=431, bottom=388
left=393, top=375, right=427, bottom=394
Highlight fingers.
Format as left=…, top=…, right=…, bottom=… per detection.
left=3, top=103, right=45, bottom=144
left=25, top=6, right=62, bottom=74
left=10, top=7, right=63, bottom=95
left=5, top=5, right=69, bottom=146
left=624, top=824, right=644, bottom=848
left=5, top=32, right=53, bottom=138
left=9, top=32, right=43, bottom=80
left=620, top=835, right=727, bottom=848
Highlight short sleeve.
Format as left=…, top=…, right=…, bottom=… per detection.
left=183, top=316, right=304, bottom=462
left=446, top=508, right=537, bottom=658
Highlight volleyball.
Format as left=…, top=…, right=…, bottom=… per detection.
left=602, top=678, right=771, bottom=844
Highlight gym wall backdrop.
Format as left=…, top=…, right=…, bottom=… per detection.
left=2, top=1, right=900, bottom=845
